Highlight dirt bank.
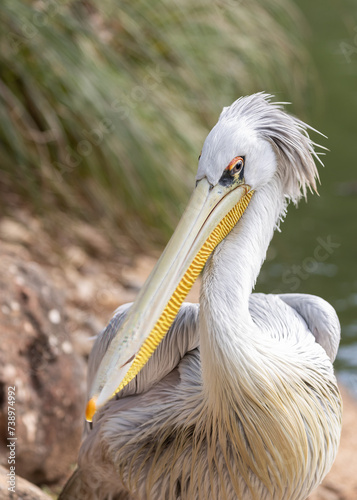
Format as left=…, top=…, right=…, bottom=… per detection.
left=0, top=213, right=355, bottom=499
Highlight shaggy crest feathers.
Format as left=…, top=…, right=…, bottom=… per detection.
left=219, top=92, right=324, bottom=202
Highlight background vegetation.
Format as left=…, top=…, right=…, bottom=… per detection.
left=1, top=0, right=313, bottom=247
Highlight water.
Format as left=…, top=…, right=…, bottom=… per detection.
left=255, top=0, right=357, bottom=395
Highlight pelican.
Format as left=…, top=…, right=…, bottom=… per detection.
left=60, top=93, right=342, bottom=500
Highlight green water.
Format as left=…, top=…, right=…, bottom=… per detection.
left=255, top=0, right=357, bottom=394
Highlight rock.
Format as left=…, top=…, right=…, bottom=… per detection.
left=0, top=244, right=86, bottom=485
left=0, top=218, right=32, bottom=246
left=0, top=464, right=52, bottom=499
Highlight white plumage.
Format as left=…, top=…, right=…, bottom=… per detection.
left=60, top=93, right=342, bottom=500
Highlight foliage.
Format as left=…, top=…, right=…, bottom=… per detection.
left=0, top=0, right=311, bottom=246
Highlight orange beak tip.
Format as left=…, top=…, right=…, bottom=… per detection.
left=85, top=396, right=97, bottom=423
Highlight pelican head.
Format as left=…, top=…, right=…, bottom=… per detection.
left=86, top=93, right=321, bottom=422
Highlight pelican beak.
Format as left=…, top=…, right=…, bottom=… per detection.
left=86, top=177, right=253, bottom=421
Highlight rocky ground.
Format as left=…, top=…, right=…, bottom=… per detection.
left=0, top=211, right=356, bottom=499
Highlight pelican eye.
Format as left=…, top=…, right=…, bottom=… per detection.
left=229, top=157, right=244, bottom=176
left=219, top=156, right=245, bottom=187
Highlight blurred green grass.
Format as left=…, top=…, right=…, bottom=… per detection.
left=1, top=0, right=313, bottom=247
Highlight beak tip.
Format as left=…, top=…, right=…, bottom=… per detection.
left=85, top=396, right=97, bottom=422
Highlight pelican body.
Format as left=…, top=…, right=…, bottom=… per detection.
left=60, top=94, right=342, bottom=500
